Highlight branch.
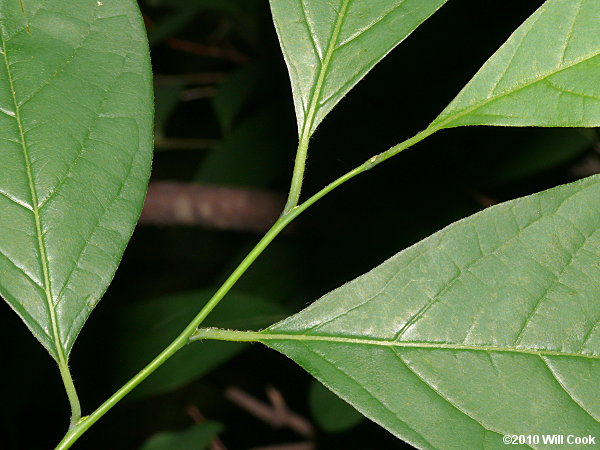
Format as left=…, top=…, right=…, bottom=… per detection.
left=140, top=182, right=285, bottom=232
left=226, top=386, right=315, bottom=439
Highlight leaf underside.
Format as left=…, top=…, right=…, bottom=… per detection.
left=260, top=0, right=600, bottom=447
left=432, top=0, right=600, bottom=129
left=269, top=0, right=449, bottom=138
left=261, top=175, right=600, bottom=449
left=0, top=0, right=153, bottom=360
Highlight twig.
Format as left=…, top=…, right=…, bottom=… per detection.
left=180, top=86, right=218, bottom=101
left=248, top=443, right=314, bottom=450
left=186, top=405, right=228, bottom=450
left=154, top=136, right=218, bottom=150
left=471, top=191, right=498, bottom=208
left=569, top=150, right=600, bottom=178
left=154, top=73, right=228, bottom=86
left=167, top=37, right=250, bottom=63
left=140, top=182, right=285, bottom=232
left=225, top=386, right=314, bottom=439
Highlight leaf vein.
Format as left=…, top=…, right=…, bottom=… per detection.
left=540, top=356, right=599, bottom=421
left=334, top=0, right=406, bottom=51
left=302, top=341, right=439, bottom=449
left=513, top=225, right=594, bottom=346
left=395, top=348, right=517, bottom=443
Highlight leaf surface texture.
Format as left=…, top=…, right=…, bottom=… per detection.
left=0, top=0, right=153, bottom=359
left=269, top=0, right=448, bottom=137
left=260, top=175, right=600, bottom=448
left=432, top=0, right=600, bottom=129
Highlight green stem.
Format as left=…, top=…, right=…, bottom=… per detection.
left=54, top=125, right=437, bottom=450
left=283, top=137, right=310, bottom=213
left=58, top=360, right=81, bottom=429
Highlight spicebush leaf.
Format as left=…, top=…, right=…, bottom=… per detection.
left=270, top=0, right=448, bottom=138
left=431, top=0, right=600, bottom=129
left=0, top=1, right=153, bottom=360
left=255, top=175, right=600, bottom=448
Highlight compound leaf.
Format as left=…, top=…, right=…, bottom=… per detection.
left=248, top=175, right=600, bottom=448
left=431, top=0, right=600, bottom=129
left=0, top=0, right=153, bottom=360
left=269, top=0, right=448, bottom=138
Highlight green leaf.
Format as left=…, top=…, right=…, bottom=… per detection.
left=309, top=379, right=364, bottom=433
left=0, top=1, right=153, bottom=361
left=253, top=175, right=600, bottom=448
left=270, top=0, right=448, bottom=138
left=139, top=422, right=223, bottom=450
left=431, top=0, right=600, bottom=129
left=116, top=290, right=286, bottom=399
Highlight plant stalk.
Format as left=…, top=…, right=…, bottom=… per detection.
left=57, top=360, right=82, bottom=429
left=54, top=125, right=437, bottom=450
left=283, top=137, right=310, bottom=213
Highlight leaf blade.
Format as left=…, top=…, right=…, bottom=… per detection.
left=0, top=0, right=153, bottom=359
left=431, top=0, right=600, bottom=129
left=256, top=175, right=600, bottom=448
left=270, top=0, right=449, bottom=138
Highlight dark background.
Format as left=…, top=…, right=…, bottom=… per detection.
left=2, top=0, right=598, bottom=449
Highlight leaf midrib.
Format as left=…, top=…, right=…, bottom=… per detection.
left=0, top=29, right=65, bottom=361
left=194, top=328, right=600, bottom=360
left=299, top=0, right=350, bottom=140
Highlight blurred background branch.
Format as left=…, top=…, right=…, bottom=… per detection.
left=141, top=182, right=284, bottom=232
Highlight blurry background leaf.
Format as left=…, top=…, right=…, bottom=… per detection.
left=212, top=63, right=263, bottom=133
left=309, top=380, right=364, bottom=433
left=196, top=108, right=291, bottom=188
left=155, top=84, right=184, bottom=137
left=486, top=128, right=596, bottom=185
left=219, top=241, right=303, bottom=301
left=147, top=0, right=242, bottom=46
left=139, top=421, right=223, bottom=450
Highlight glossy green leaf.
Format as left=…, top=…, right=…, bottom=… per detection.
left=269, top=0, right=448, bottom=138
left=255, top=175, right=600, bottom=448
left=116, top=290, right=286, bottom=399
left=431, top=0, right=600, bottom=129
left=139, top=422, right=223, bottom=450
left=0, top=1, right=153, bottom=360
